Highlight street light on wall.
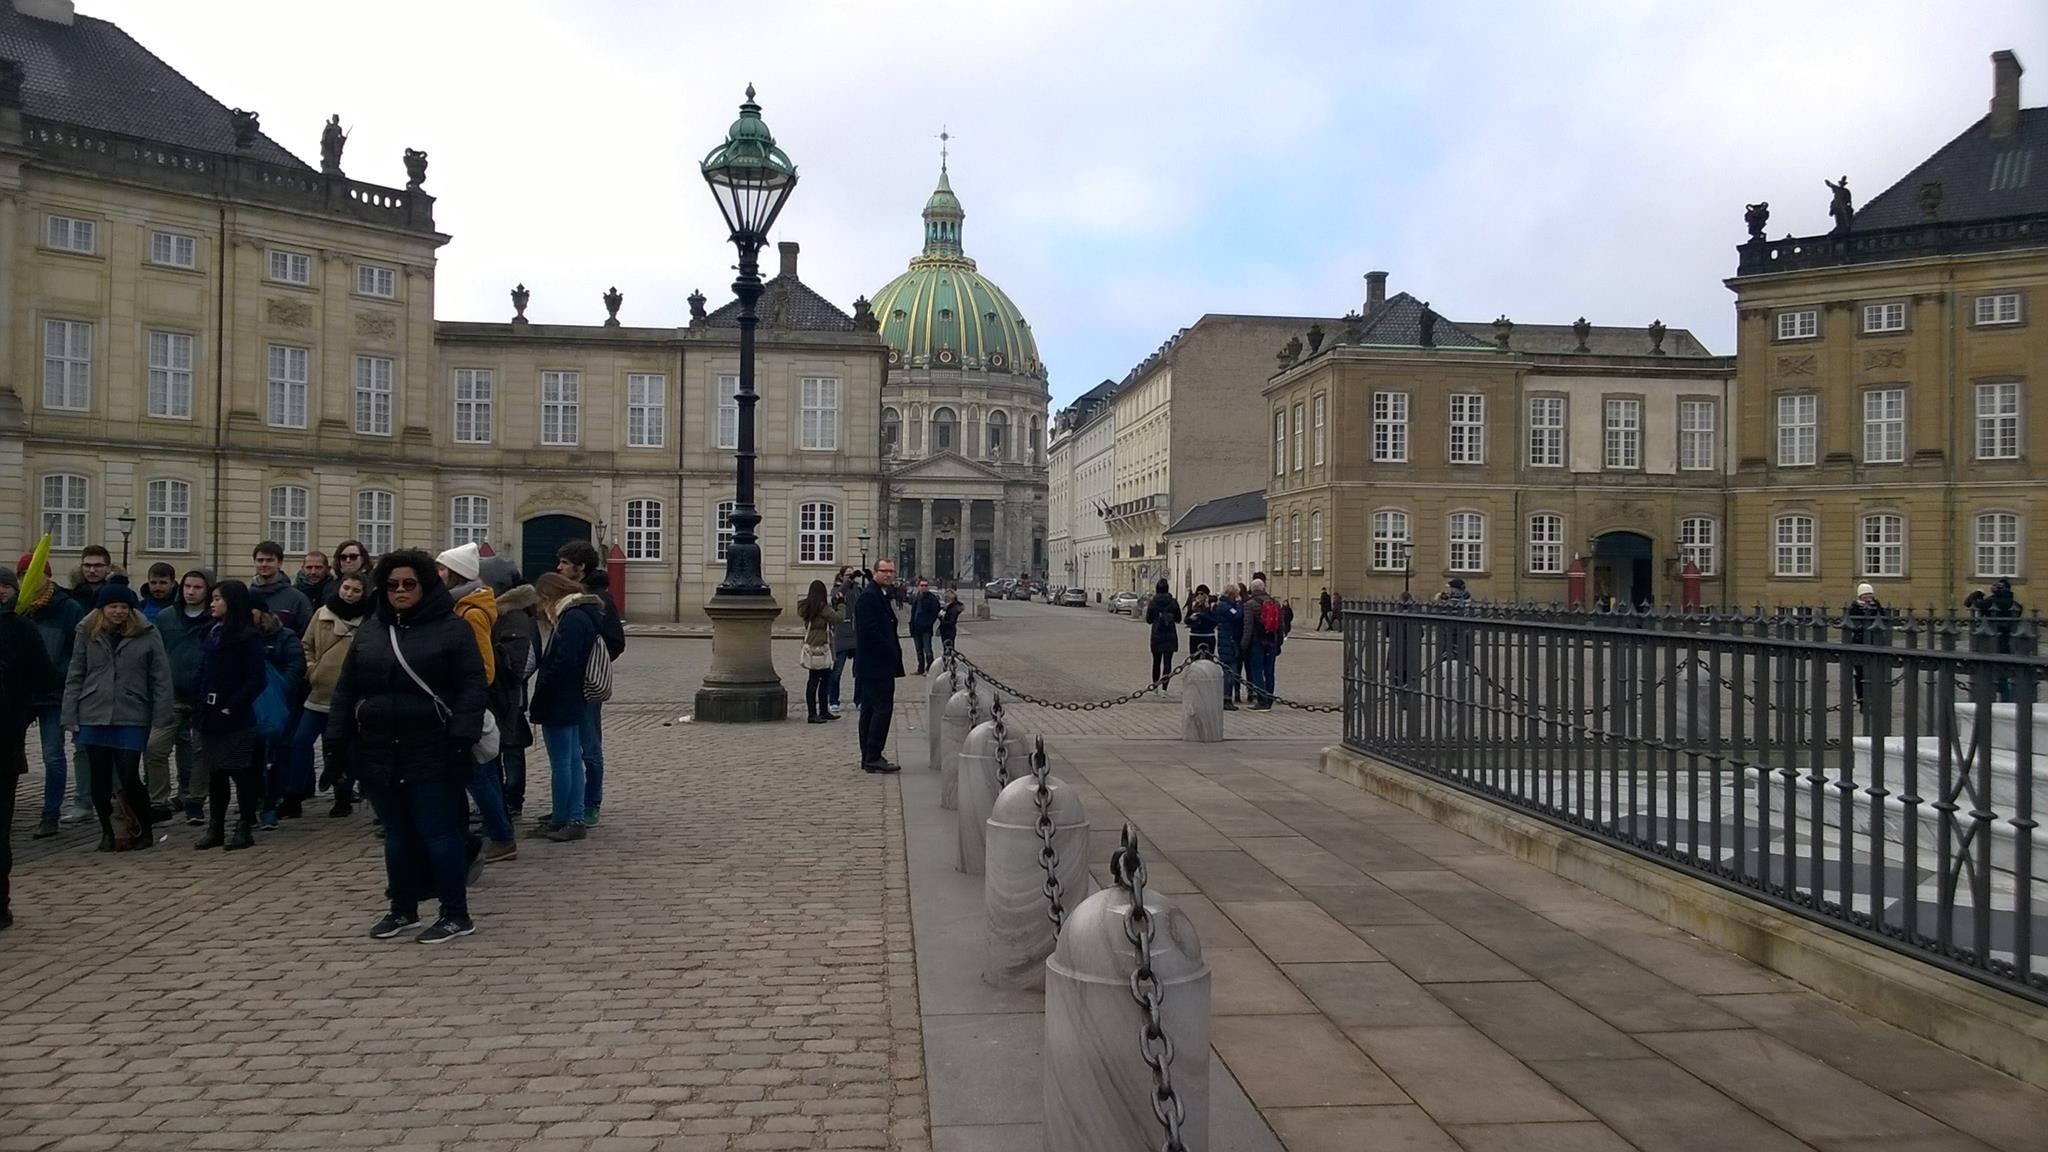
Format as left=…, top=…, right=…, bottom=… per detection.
left=857, top=525, right=870, bottom=569
left=694, top=84, right=798, bottom=724
left=1397, top=539, right=1415, bottom=599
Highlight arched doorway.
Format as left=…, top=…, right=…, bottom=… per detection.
left=522, top=514, right=591, bottom=582
left=1591, top=531, right=1654, bottom=610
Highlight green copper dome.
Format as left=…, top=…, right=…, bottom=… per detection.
left=871, top=163, right=1043, bottom=378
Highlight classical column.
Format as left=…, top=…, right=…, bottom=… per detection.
left=919, top=498, right=935, bottom=582
left=993, top=499, right=1009, bottom=579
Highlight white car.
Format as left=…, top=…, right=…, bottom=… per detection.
left=1109, top=591, right=1141, bottom=616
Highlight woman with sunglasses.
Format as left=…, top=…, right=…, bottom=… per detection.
left=327, top=551, right=487, bottom=944
left=332, top=541, right=371, bottom=580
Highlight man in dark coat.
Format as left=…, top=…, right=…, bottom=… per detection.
left=248, top=541, right=313, bottom=636
left=19, top=552, right=88, bottom=833
left=852, top=560, right=905, bottom=774
left=907, top=578, right=941, bottom=675
left=0, top=568, right=59, bottom=928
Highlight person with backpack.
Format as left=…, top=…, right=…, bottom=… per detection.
left=299, top=571, right=368, bottom=818
left=555, top=541, right=623, bottom=827
left=1144, top=578, right=1182, bottom=689
left=253, top=606, right=306, bottom=828
left=531, top=572, right=607, bottom=842
left=327, top=551, right=488, bottom=943
left=192, top=580, right=267, bottom=851
left=61, top=576, right=175, bottom=851
left=1240, top=578, right=1283, bottom=709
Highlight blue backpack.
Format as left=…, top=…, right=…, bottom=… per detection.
left=251, top=664, right=291, bottom=740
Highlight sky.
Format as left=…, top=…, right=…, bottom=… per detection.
left=85, top=0, right=2048, bottom=408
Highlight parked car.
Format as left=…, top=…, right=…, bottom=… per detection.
left=983, top=579, right=1013, bottom=598
left=1109, top=590, right=1141, bottom=616
left=1007, top=580, right=1035, bottom=600
left=1059, top=587, right=1087, bottom=607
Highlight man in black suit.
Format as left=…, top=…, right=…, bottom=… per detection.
left=852, top=559, right=905, bottom=773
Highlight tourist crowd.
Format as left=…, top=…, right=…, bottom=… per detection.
left=0, top=538, right=625, bottom=943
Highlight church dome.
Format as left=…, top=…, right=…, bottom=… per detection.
left=871, top=163, right=1044, bottom=379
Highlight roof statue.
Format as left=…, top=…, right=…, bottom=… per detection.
left=320, top=113, right=347, bottom=176
left=403, top=147, right=428, bottom=189
left=1825, top=176, right=1854, bottom=234
left=1743, top=201, right=1769, bottom=243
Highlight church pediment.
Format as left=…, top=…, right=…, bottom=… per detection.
left=887, top=451, right=1012, bottom=483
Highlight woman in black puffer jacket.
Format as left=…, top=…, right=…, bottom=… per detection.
left=327, top=551, right=487, bottom=945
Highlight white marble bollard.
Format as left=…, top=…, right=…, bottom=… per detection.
left=1181, top=658, right=1224, bottom=743
left=939, top=687, right=987, bottom=812
left=956, top=717, right=1036, bottom=876
left=984, top=774, right=1091, bottom=989
left=1044, top=881, right=1210, bottom=1151
left=926, top=663, right=958, bottom=772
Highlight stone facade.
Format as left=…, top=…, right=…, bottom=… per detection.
left=1162, top=490, right=1265, bottom=596
left=1048, top=379, right=1115, bottom=601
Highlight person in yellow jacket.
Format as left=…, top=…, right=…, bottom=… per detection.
left=435, top=543, right=514, bottom=860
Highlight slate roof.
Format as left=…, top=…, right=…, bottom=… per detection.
left=0, top=7, right=308, bottom=169
left=1166, top=490, right=1266, bottom=536
left=1353, top=293, right=1493, bottom=349
left=1853, top=108, right=2048, bottom=231
left=704, top=274, right=857, bottom=333
left=1458, top=320, right=1716, bottom=358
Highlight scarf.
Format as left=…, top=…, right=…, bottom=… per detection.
left=326, top=589, right=371, bottom=621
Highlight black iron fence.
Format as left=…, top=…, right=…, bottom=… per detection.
left=1340, top=600, right=2047, bottom=1004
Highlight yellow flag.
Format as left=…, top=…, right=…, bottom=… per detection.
left=17, top=532, right=51, bottom=604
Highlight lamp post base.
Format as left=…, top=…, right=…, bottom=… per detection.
left=694, top=591, right=788, bottom=723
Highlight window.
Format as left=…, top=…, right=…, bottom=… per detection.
left=147, top=331, right=193, bottom=419
left=1372, top=509, right=1410, bottom=571
left=1863, top=388, right=1906, bottom=463
left=1976, top=382, right=2020, bottom=460
left=627, top=373, right=666, bottom=448
left=987, top=409, right=1007, bottom=458
left=798, top=501, right=836, bottom=564
left=1862, top=301, right=1906, bottom=333
left=1372, top=391, right=1408, bottom=462
left=145, top=479, right=191, bottom=552
left=46, top=214, right=95, bottom=253
left=1310, top=511, right=1324, bottom=571
left=1448, top=393, right=1484, bottom=464
left=356, top=490, right=395, bottom=554
left=1678, top=399, right=1716, bottom=471
left=1776, top=309, right=1818, bottom=340
left=1975, top=512, right=2021, bottom=578
left=267, top=485, right=310, bottom=554
left=932, top=407, right=956, bottom=453
left=1271, top=517, right=1284, bottom=571
left=1528, top=396, right=1564, bottom=467
left=1861, top=513, right=1905, bottom=578
left=40, top=473, right=88, bottom=549
left=1273, top=409, right=1287, bottom=475
left=1528, top=513, right=1564, bottom=574
left=42, top=319, right=91, bottom=410
left=1776, top=393, right=1817, bottom=466
left=1679, top=517, right=1717, bottom=576
left=269, top=249, right=311, bottom=285
left=715, top=500, right=736, bottom=561
left=1975, top=293, right=2022, bottom=326
left=1447, top=511, right=1486, bottom=573
left=541, top=370, right=580, bottom=446
left=1289, top=514, right=1302, bottom=571
left=356, top=264, right=396, bottom=298
left=266, top=345, right=309, bottom=428
left=1603, top=398, right=1640, bottom=469
left=882, top=408, right=902, bottom=454
left=1292, top=403, right=1306, bottom=472
left=716, top=374, right=740, bottom=449
left=1772, top=514, right=1815, bottom=577
left=1312, top=393, right=1326, bottom=465
left=452, top=369, right=492, bottom=443
left=353, top=355, right=393, bottom=436
left=801, top=377, right=840, bottom=451
left=150, top=230, right=196, bottom=269
left=450, top=495, right=491, bottom=547
left=623, top=499, right=663, bottom=561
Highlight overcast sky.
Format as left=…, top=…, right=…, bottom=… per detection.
left=87, top=1, right=2048, bottom=407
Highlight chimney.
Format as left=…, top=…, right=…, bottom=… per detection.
left=13, top=0, right=74, bottom=23
left=778, top=240, right=799, bottom=280
left=1991, top=51, right=2024, bottom=138
left=1364, top=270, right=1388, bottom=315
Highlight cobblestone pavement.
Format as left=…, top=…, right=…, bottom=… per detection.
left=2, top=637, right=927, bottom=1152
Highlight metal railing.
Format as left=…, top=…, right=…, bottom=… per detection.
left=1341, top=600, right=2047, bottom=1004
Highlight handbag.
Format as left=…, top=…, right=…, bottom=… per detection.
left=801, top=640, right=832, bottom=671
left=582, top=640, right=613, bottom=703
left=252, top=664, right=291, bottom=740
left=391, top=628, right=500, bottom=763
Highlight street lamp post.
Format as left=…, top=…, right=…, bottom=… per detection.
left=115, top=508, right=135, bottom=570
left=694, top=84, right=798, bottom=724
left=1398, top=540, right=1414, bottom=599
left=856, top=526, right=870, bottom=570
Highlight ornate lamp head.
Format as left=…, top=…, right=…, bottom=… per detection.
left=701, top=85, right=799, bottom=244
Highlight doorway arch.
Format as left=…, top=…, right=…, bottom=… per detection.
left=1590, top=531, right=1654, bottom=610
left=522, top=514, right=592, bottom=582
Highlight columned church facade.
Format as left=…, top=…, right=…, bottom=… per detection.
left=871, top=162, right=1050, bottom=585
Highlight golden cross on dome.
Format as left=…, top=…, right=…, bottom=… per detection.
left=938, top=126, right=952, bottom=171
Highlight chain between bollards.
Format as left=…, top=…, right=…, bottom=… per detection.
left=1030, top=736, right=1065, bottom=930
left=1112, top=825, right=1188, bottom=1152
left=954, top=652, right=1199, bottom=712
left=992, top=698, right=1010, bottom=788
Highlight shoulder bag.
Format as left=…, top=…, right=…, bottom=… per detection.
left=391, top=626, right=500, bottom=763
left=582, top=635, right=613, bottom=702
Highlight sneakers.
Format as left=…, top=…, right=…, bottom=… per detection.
left=31, top=820, right=58, bottom=839
left=184, top=811, right=204, bottom=827
left=481, top=840, right=517, bottom=863
left=258, top=810, right=280, bottom=830
left=544, top=822, right=587, bottom=842
left=416, top=916, right=475, bottom=945
left=582, top=808, right=600, bottom=827
left=369, top=913, right=419, bottom=939
left=58, top=809, right=89, bottom=826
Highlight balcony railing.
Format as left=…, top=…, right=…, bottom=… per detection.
left=1736, top=212, right=2048, bottom=276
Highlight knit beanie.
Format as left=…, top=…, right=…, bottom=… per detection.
left=95, top=574, right=140, bottom=610
left=436, top=542, right=482, bottom=583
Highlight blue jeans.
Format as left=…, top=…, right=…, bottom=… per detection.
left=289, top=709, right=326, bottom=801
left=829, top=651, right=849, bottom=707
left=468, top=758, right=514, bottom=844
left=1219, top=651, right=1241, bottom=701
left=1246, top=645, right=1276, bottom=704
left=35, top=705, right=88, bottom=821
left=381, top=775, right=470, bottom=921
left=501, top=745, right=527, bottom=812
left=543, top=723, right=585, bottom=827
left=579, top=702, right=604, bottom=812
